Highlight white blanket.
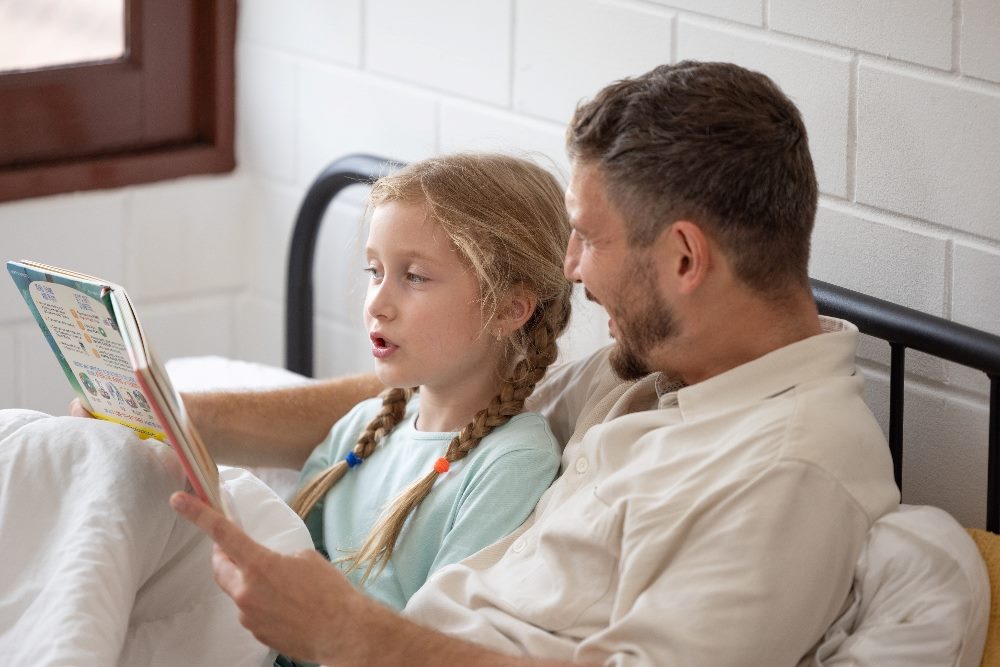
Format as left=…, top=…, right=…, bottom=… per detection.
left=0, top=408, right=313, bottom=666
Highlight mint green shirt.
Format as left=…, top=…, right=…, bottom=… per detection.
left=297, top=395, right=560, bottom=611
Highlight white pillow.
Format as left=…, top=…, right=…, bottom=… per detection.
left=813, top=504, right=989, bottom=667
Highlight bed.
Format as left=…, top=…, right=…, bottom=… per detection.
left=6, top=153, right=995, bottom=666
left=277, top=154, right=1000, bottom=666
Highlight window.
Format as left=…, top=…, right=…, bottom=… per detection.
left=0, top=0, right=236, bottom=202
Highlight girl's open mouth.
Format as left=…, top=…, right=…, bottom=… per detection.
left=370, top=333, right=398, bottom=359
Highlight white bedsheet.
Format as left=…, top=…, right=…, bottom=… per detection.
left=0, top=408, right=312, bottom=666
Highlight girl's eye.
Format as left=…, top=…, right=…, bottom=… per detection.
left=363, top=266, right=382, bottom=280
left=406, top=272, right=426, bottom=284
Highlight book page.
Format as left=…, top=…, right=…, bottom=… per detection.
left=26, top=280, right=166, bottom=440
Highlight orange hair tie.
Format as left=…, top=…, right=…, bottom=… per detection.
left=433, top=457, right=450, bottom=474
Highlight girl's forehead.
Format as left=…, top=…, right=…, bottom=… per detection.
left=368, top=201, right=457, bottom=258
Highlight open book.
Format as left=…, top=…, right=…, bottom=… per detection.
left=6, top=260, right=225, bottom=514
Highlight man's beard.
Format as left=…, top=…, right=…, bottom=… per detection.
left=604, top=261, right=679, bottom=381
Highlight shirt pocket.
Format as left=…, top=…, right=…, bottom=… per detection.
left=494, top=488, right=621, bottom=632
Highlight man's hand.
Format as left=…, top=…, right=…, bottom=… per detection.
left=170, top=491, right=361, bottom=663
left=69, top=398, right=94, bottom=418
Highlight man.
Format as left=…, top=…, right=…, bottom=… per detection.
left=174, top=61, right=899, bottom=665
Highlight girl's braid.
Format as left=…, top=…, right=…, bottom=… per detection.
left=289, top=386, right=414, bottom=518
left=345, top=297, right=569, bottom=582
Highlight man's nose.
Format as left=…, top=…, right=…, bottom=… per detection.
left=564, top=231, right=582, bottom=283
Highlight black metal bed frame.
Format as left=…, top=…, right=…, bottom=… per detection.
left=285, top=154, right=1000, bottom=532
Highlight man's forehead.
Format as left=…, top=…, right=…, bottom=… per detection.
left=565, top=161, right=602, bottom=213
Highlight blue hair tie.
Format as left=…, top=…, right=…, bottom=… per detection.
left=345, top=451, right=363, bottom=468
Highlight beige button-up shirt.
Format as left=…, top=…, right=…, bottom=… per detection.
left=404, top=318, right=900, bottom=666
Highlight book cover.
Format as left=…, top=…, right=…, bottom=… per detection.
left=6, top=260, right=224, bottom=513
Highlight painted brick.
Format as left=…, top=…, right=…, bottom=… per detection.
left=769, top=0, right=952, bottom=70
left=560, top=285, right=612, bottom=363
left=0, top=192, right=126, bottom=324
left=647, top=0, right=762, bottom=25
left=234, top=294, right=284, bottom=369
left=962, top=0, right=1000, bottom=82
left=515, top=0, right=672, bottom=124
left=246, top=183, right=301, bottom=301
left=678, top=19, right=851, bottom=197
left=124, top=175, right=249, bottom=301
left=856, top=63, right=1000, bottom=239
left=297, top=65, right=437, bottom=184
left=861, top=369, right=989, bottom=529
left=238, top=0, right=362, bottom=66
left=811, top=205, right=948, bottom=315
left=439, top=101, right=570, bottom=180
left=237, top=46, right=298, bottom=183
left=315, top=318, right=374, bottom=379
left=953, top=244, right=1000, bottom=336
left=16, top=321, right=78, bottom=415
left=138, top=297, right=235, bottom=362
left=366, top=0, right=511, bottom=106
left=901, top=384, right=989, bottom=528
left=314, top=201, right=371, bottom=327
left=0, top=327, right=16, bottom=407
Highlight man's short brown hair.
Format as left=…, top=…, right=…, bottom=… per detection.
left=567, top=61, right=818, bottom=295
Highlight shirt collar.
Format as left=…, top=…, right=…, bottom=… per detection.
left=667, top=316, right=858, bottom=419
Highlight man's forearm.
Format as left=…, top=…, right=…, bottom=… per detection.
left=324, top=592, right=578, bottom=667
left=183, top=373, right=383, bottom=469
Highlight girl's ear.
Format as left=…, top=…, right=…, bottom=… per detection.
left=496, top=285, right=538, bottom=335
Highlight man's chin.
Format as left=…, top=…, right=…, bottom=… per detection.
left=609, top=344, right=651, bottom=381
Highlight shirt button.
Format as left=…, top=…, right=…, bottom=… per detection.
left=575, top=457, right=589, bottom=474
left=512, top=538, right=527, bottom=553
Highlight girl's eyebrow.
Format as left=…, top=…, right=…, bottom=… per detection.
left=365, top=247, right=438, bottom=264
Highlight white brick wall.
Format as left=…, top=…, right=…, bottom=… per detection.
left=953, top=244, right=1000, bottom=336
left=769, top=0, right=953, bottom=70
left=810, top=204, right=949, bottom=314
left=439, top=100, right=569, bottom=178
left=237, top=46, right=299, bottom=184
left=856, top=62, right=1000, bottom=237
left=514, top=0, right=673, bottom=123
left=648, top=0, right=761, bottom=25
left=960, top=0, right=1000, bottom=83
left=297, top=64, right=437, bottom=179
left=0, top=328, right=16, bottom=408
left=1, top=0, right=998, bottom=527
left=366, top=0, right=512, bottom=105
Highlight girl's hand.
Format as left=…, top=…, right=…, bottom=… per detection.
left=69, top=398, right=94, bottom=418
left=170, top=491, right=360, bottom=663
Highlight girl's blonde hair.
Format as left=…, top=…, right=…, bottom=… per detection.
left=290, top=152, right=572, bottom=581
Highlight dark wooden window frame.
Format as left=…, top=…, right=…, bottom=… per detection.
left=0, top=0, right=236, bottom=202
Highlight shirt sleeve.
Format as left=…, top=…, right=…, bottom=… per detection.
left=579, top=461, right=870, bottom=667
left=526, top=346, right=614, bottom=446
left=427, top=440, right=560, bottom=575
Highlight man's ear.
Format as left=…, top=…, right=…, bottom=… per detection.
left=662, top=220, right=711, bottom=295
left=496, top=285, right=538, bottom=335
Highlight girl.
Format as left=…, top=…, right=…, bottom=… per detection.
left=289, top=152, right=573, bottom=609
left=0, top=152, right=571, bottom=665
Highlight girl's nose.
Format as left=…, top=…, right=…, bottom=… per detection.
left=365, top=281, right=395, bottom=320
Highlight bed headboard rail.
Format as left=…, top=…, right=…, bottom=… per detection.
left=285, top=154, right=401, bottom=379
left=286, top=155, right=1000, bottom=532
left=812, top=280, right=1000, bottom=531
